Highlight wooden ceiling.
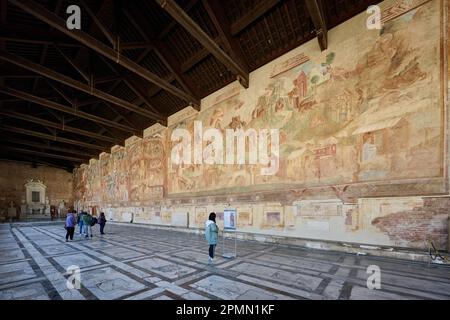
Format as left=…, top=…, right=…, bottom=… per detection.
left=0, top=0, right=380, bottom=171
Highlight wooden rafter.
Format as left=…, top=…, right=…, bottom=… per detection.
left=88, top=76, right=141, bottom=134
left=96, top=53, right=161, bottom=115
left=1, top=146, right=87, bottom=163
left=0, top=154, right=77, bottom=170
left=158, top=0, right=199, bottom=39
left=202, top=0, right=249, bottom=77
left=95, top=75, right=123, bottom=84
left=54, top=45, right=90, bottom=82
left=122, top=7, right=200, bottom=108
left=229, top=0, right=281, bottom=35
left=148, top=75, right=175, bottom=97
left=0, top=137, right=97, bottom=158
left=44, top=79, right=73, bottom=105
left=180, top=37, right=222, bottom=73
left=0, top=124, right=107, bottom=151
left=156, top=0, right=249, bottom=88
left=7, top=0, right=199, bottom=106
left=79, top=0, right=115, bottom=46
left=0, top=50, right=165, bottom=122
left=0, top=86, right=137, bottom=134
left=121, top=42, right=154, bottom=50
left=305, top=0, right=328, bottom=51
left=0, top=109, right=120, bottom=143
left=0, top=23, right=83, bottom=47
left=102, top=101, right=137, bottom=128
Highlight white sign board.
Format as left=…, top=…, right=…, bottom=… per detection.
left=223, top=208, right=237, bottom=230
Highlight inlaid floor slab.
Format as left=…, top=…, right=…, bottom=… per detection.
left=0, top=221, right=449, bottom=300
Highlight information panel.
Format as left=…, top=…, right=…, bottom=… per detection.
left=223, top=208, right=236, bottom=230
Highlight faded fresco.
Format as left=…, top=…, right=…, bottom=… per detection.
left=166, top=0, right=443, bottom=194
left=73, top=0, right=449, bottom=250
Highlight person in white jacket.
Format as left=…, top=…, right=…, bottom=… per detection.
left=205, top=212, right=219, bottom=263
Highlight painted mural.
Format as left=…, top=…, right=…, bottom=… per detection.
left=73, top=0, right=449, bottom=250
left=165, top=0, right=443, bottom=194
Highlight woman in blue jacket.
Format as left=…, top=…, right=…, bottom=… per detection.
left=205, top=212, right=219, bottom=263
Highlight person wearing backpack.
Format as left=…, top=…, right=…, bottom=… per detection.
left=82, top=212, right=93, bottom=238
left=205, top=212, right=219, bottom=263
left=98, top=212, right=107, bottom=235
left=91, top=215, right=98, bottom=227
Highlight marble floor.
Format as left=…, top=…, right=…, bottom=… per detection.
left=0, top=221, right=449, bottom=300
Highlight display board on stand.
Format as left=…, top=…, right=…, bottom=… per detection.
left=222, top=208, right=237, bottom=259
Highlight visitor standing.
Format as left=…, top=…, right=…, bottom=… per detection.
left=82, top=212, right=93, bottom=238
left=98, top=212, right=107, bottom=235
left=205, top=212, right=219, bottom=263
left=65, top=210, right=76, bottom=242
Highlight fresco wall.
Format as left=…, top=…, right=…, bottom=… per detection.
left=73, top=0, right=450, bottom=250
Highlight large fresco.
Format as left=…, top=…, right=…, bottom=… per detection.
left=167, top=0, right=443, bottom=194
left=73, top=0, right=448, bottom=250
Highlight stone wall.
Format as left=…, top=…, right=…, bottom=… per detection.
left=73, top=0, right=450, bottom=251
left=0, top=161, right=73, bottom=219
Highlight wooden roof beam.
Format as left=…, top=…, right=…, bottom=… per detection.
left=79, top=0, right=115, bottom=46
left=202, top=0, right=249, bottom=79
left=44, top=79, right=73, bottom=105
left=156, top=0, right=249, bottom=88
left=305, top=0, right=328, bottom=51
left=0, top=109, right=120, bottom=144
left=229, top=0, right=281, bottom=35
left=0, top=137, right=97, bottom=158
left=0, top=23, right=84, bottom=47
left=96, top=53, right=161, bottom=115
left=122, top=7, right=200, bottom=108
left=1, top=146, right=87, bottom=163
left=95, top=75, right=123, bottom=84
left=180, top=37, right=221, bottom=73
left=8, top=0, right=199, bottom=107
left=0, top=124, right=107, bottom=151
left=54, top=45, right=90, bottom=82
left=148, top=75, right=175, bottom=97
left=0, top=154, right=75, bottom=171
left=158, top=0, right=199, bottom=39
left=0, top=86, right=137, bottom=134
left=121, top=42, right=154, bottom=50
left=0, top=50, right=164, bottom=122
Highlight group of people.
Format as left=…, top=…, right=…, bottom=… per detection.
left=64, top=210, right=107, bottom=242
left=65, top=209, right=218, bottom=262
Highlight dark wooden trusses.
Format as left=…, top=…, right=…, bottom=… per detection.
left=0, top=0, right=380, bottom=170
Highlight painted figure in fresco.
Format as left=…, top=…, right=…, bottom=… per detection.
left=205, top=212, right=219, bottom=263
left=228, top=116, right=246, bottom=130
left=209, top=108, right=224, bottom=129
left=362, top=132, right=377, bottom=163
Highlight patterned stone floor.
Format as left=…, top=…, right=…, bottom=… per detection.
left=1, top=221, right=449, bottom=300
